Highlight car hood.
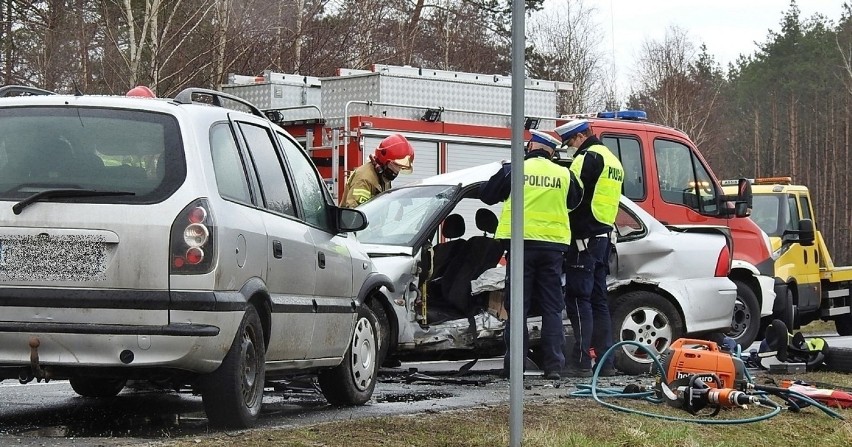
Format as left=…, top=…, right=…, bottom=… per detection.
left=359, top=243, right=414, bottom=257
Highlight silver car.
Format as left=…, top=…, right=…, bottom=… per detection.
left=0, top=86, right=392, bottom=427
left=355, top=162, right=738, bottom=374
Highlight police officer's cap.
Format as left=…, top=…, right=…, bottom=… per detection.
left=554, top=119, right=590, bottom=142
left=529, top=130, right=560, bottom=150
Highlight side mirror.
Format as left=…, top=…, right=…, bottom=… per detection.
left=797, top=218, right=815, bottom=246
left=782, top=218, right=815, bottom=247
left=720, top=178, right=752, bottom=217
left=337, top=207, right=368, bottom=232
left=734, top=202, right=751, bottom=218
left=736, top=178, right=753, bottom=208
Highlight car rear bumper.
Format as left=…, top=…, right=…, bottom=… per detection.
left=0, top=311, right=242, bottom=376
left=658, top=277, right=738, bottom=333
left=0, top=288, right=248, bottom=374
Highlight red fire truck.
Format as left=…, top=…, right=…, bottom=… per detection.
left=223, top=64, right=775, bottom=348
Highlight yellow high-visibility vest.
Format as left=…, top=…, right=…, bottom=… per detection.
left=571, top=145, right=623, bottom=225
left=495, top=157, right=572, bottom=243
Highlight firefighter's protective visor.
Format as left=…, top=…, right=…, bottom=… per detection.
left=388, top=156, right=413, bottom=173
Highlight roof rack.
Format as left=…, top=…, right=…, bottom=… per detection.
left=173, top=88, right=265, bottom=119
left=0, top=85, right=57, bottom=97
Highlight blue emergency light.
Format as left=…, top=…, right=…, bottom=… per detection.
left=597, top=110, right=647, bottom=121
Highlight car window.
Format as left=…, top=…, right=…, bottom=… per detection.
left=277, top=133, right=330, bottom=230
left=614, top=204, right=646, bottom=242
left=654, top=139, right=718, bottom=214
left=238, top=122, right=295, bottom=216
left=0, top=106, right=184, bottom=202
left=787, top=195, right=800, bottom=231
left=750, top=194, right=783, bottom=236
left=210, top=123, right=252, bottom=205
left=799, top=194, right=812, bottom=221
left=601, top=136, right=644, bottom=201
left=357, top=184, right=458, bottom=246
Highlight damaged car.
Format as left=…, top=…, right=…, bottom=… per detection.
left=355, top=162, right=737, bottom=374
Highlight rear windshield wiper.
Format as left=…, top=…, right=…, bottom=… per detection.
left=12, top=189, right=136, bottom=215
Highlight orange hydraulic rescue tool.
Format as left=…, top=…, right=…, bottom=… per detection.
left=656, top=338, right=758, bottom=415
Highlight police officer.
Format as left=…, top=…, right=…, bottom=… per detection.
left=480, top=130, right=582, bottom=380
left=554, top=119, right=625, bottom=377
left=340, top=133, right=415, bottom=208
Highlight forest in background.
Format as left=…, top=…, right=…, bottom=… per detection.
left=1, top=0, right=851, bottom=263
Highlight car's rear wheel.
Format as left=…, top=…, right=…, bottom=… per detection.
left=611, top=291, right=683, bottom=375
left=725, top=280, right=760, bottom=348
left=69, top=376, right=127, bottom=398
left=319, top=304, right=378, bottom=405
left=200, top=305, right=266, bottom=428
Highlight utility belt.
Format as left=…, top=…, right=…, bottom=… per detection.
left=574, top=231, right=614, bottom=252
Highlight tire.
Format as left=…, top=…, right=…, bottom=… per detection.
left=824, top=346, right=852, bottom=373
left=319, top=304, right=378, bottom=405
left=200, top=305, right=266, bottom=428
left=725, top=280, right=761, bottom=348
left=611, top=291, right=684, bottom=376
left=69, top=376, right=127, bottom=398
left=835, top=314, right=852, bottom=336
left=368, top=299, right=392, bottom=366
left=776, top=286, right=796, bottom=331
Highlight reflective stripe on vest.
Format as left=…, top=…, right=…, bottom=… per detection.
left=571, top=144, right=623, bottom=226
left=495, top=158, right=571, bottom=243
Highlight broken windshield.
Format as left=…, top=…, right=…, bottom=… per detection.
left=356, top=184, right=458, bottom=246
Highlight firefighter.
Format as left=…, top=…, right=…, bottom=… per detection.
left=340, top=133, right=415, bottom=208
left=554, top=119, right=625, bottom=377
left=480, top=130, right=582, bottom=380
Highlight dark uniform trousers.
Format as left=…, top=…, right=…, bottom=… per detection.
left=564, top=235, right=613, bottom=370
left=503, top=248, right=566, bottom=373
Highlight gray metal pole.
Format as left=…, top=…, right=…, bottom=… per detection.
left=509, top=0, right=525, bottom=445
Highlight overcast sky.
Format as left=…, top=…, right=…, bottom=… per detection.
left=542, top=0, right=848, bottom=94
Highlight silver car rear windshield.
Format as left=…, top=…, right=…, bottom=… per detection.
left=0, top=106, right=185, bottom=202
left=356, top=184, right=457, bottom=246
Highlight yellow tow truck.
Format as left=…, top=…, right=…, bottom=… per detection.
left=722, top=177, right=852, bottom=334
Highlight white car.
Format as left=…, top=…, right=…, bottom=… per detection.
left=355, top=162, right=737, bottom=374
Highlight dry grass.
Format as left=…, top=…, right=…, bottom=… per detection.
left=159, top=371, right=852, bottom=447
left=800, top=319, right=837, bottom=335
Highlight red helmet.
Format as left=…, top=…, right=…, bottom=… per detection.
left=126, top=85, right=156, bottom=98
left=374, top=134, right=414, bottom=172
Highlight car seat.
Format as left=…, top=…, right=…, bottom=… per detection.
left=431, top=214, right=466, bottom=280
left=439, top=208, right=505, bottom=316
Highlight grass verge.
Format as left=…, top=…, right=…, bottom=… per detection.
left=161, top=371, right=852, bottom=447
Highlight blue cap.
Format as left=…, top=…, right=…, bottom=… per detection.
left=554, top=119, right=590, bottom=142
left=529, top=130, right=560, bottom=149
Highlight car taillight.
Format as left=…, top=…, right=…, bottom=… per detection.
left=170, top=199, right=216, bottom=274
left=715, top=244, right=731, bottom=277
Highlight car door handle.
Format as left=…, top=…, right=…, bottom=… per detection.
left=272, top=240, right=283, bottom=259
left=318, top=252, right=326, bottom=269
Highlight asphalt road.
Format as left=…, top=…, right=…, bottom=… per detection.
left=0, top=357, right=648, bottom=446
left=1, top=334, right=846, bottom=446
